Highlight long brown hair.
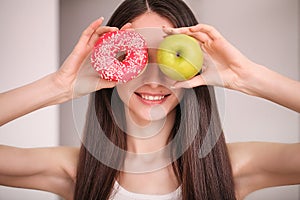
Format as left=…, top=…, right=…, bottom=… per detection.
left=74, top=0, right=236, bottom=199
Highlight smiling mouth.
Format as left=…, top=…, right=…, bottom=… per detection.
left=134, top=92, right=171, bottom=102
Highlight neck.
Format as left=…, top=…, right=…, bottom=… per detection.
left=122, top=107, right=176, bottom=173
left=125, top=108, right=176, bottom=154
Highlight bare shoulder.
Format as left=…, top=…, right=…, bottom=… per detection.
left=52, top=146, right=80, bottom=180
left=226, top=142, right=266, bottom=199
left=0, top=145, right=80, bottom=199
left=35, top=146, right=80, bottom=198
left=227, top=142, right=300, bottom=199
left=31, top=146, right=80, bottom=199
left=227, top=141, right=300, bottom=175
left=226, top=142, right=255, bottom=177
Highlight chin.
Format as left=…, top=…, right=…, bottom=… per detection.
left=130, top=106, right=167, bottom=123
left=130, top=103, right=178, bottom=126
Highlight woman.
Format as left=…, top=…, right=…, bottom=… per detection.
left=0, top=0, right=300, bottom=200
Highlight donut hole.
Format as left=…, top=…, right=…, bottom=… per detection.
left=116, top=50, right=127, bottom=62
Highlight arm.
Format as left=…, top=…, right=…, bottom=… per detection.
left=242, top=64, right=300, bottom=113
left=0, top=145, right=79, bottom=199
left=0, top=74, right=68, bottom=126
left=163, top=25, right=300, bottom=113
left=228, top=142, right=300, bottom=199
left=0, top=18, right=132, bottom=196
left=0, top=17, right=120, bottom=126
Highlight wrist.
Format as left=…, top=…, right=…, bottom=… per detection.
left=235, top=62, right=269, bottom=97
left=238, top=62, right=278, bottom=99
left=236, top=63, right=300, bottom=112
left=0, top=73, right=73, bottom=125
left=48, top=72, right=74, bottom=105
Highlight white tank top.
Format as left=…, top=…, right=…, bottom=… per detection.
left=109, top=181, right=182, bottom=200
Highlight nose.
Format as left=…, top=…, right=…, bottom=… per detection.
left=141, top=62, right=165, bottom=87
left=137, top=48, right=176, bottom=87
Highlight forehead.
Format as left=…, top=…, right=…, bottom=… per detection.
left=131, top=12, right=174, bottom=49
left=131, top=12, right=174, bottom=29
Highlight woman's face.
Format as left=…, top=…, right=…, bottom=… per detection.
left=116, top=12, right=184, bottom=125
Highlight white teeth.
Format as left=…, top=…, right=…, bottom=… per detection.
left=141, top=94, right=165, bottom=101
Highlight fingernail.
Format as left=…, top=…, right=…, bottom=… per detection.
left=170, top=85, right=176, bottom=89
left=163, top=27, right=173, bottom=33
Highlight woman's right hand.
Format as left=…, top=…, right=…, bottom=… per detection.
left=54, top=18, right=130, bottom=100
left=0, top=19, right=132, bottom=125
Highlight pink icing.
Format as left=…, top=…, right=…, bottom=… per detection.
left=91, top=30, right=148, bottom=83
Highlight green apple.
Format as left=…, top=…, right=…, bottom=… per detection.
left=157, top=34, right=203, bottom=81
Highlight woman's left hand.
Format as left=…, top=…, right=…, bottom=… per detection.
left=162, top=24, right=256, bottom=94
left=163, top=25, right=300, bottom=112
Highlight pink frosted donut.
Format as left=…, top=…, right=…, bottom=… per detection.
left=91, top=30, right=148, bottom=83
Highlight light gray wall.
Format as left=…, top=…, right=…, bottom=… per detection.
left=0, top=0, right=60, bottom=199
